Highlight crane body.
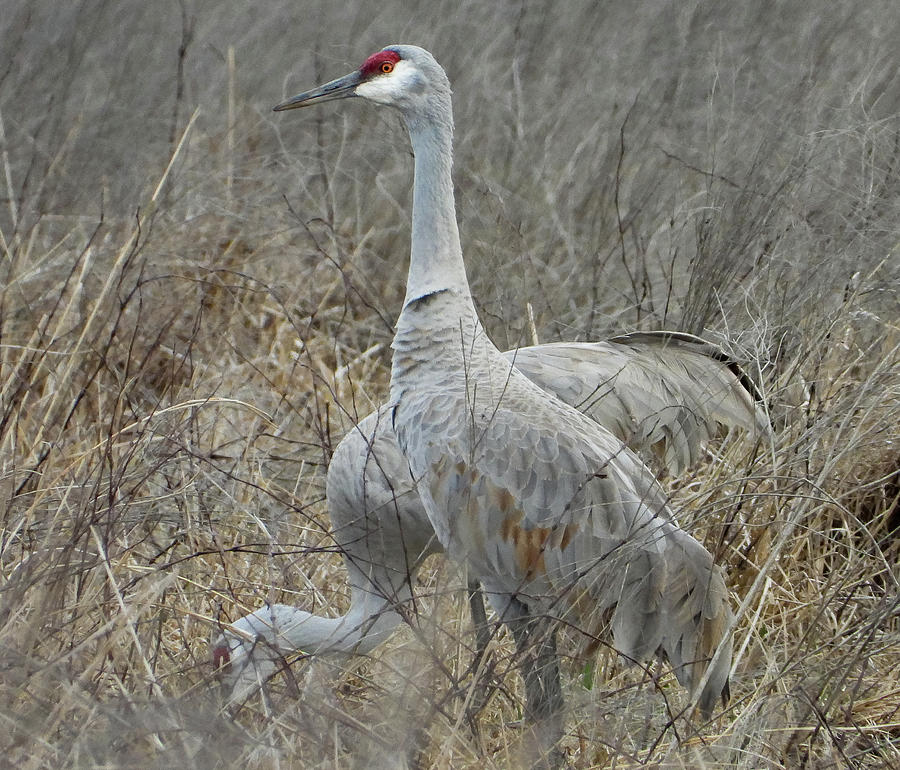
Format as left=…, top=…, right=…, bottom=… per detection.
left=216, top=336, right=767, bottom=706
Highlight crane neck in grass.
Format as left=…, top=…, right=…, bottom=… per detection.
left=400, top=98, right=473, bottom=313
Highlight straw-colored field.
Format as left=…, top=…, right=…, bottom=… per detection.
left=1, top=1, right=898, bottom=767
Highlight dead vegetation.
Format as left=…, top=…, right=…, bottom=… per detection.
left=1, top=1, right=898, bottom=767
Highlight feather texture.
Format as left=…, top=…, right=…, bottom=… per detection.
left=216, top=335, right=762, bottom=704
left=392, top=294, right=734, bottom=711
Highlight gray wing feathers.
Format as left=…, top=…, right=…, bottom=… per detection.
left=548, top=462, right=731, bottom=712
left=508, top=333, right=769, bottom=474
left=411, top=373, right=732, bottom=711
left=659, top=528, right=733, bottom=715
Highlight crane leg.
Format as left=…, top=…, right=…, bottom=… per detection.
left=506, top=597, right=565, bottom=768
left=467, top=579, right=492, bottom=670
left=462, top=580, right=496, bottom=730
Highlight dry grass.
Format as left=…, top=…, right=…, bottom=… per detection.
left=1, top=1, right=899, bottom=767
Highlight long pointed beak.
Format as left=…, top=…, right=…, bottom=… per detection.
left=273, top=70, right=362, bottom=111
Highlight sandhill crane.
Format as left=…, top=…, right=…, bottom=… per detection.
left=214, top=334, right=767, bottom=706
left=231, top=44, right=754, bottom=758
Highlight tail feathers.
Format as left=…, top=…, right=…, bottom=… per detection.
left=610, top=549, right=667, bottom=663
left=587, top=525, right=733, bottom=715
left=661, top=535, right=733, bottom=716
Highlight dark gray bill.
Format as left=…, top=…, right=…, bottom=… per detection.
left=273, top=70, right=362, bottom=111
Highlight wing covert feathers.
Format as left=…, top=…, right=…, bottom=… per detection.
left=508, top=332, right=770, bottom=474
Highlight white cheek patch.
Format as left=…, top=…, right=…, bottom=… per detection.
left=356, top=60, right=422, bottom=105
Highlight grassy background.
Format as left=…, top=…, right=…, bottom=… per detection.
left=1, top=0, right=898, bottom=767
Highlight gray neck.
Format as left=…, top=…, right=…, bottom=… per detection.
left=390, top=92, right=486, bottom=406
left=231, top=595, right=400, bottom=658
left=401, top=101, right=473, bottom=308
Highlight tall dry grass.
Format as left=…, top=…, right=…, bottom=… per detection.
left=1, top=1, right=898, bottom=767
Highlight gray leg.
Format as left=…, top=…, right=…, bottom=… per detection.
left=467, top=579, right=492, bottom=670
left=505, top=598, right=565, bottom=767
left=462, top=580, right=496, bottom=730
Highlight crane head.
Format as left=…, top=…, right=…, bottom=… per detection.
left=274, top=45, right=449, bottom=116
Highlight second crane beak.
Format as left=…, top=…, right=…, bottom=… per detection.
left=273, top=70, right=362, bottom=111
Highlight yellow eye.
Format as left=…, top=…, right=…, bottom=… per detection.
left=381, top=61, right=394, bottom=74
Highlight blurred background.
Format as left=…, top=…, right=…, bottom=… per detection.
left=1, top=1, right=898, bottom=767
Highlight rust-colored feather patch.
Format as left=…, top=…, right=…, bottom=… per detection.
left=430, top=457, right=581, bottom=580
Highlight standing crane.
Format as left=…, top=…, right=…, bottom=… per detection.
left=233, top=44, right=755, bottom=760
left=214, top=334, right=767, bottom=708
